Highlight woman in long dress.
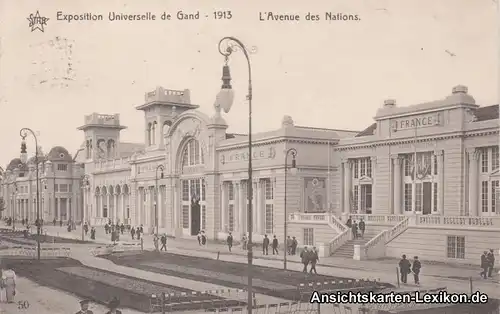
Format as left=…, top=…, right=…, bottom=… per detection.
left=0, top=269, right=6, bottom=303
left=2, top=267, right=16, bottom=303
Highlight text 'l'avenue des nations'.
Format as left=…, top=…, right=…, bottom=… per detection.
left=258, top=11, right=360, bottom=22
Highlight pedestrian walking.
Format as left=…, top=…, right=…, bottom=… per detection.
left=358, top=219, right=365, bottom=238
left=1, top=266, right=16, bottom=303
left=487, top=249, right=495, bottom=278
left=309, top=247, right=319, bottom=274
left=90, top=227, right=96, bottom=240
left=291, top=236, right=298, bottom=255
left=83, top=222, right=89, bottom=235
left=242, top=234, right=248, bottom=250
left=272, top=235, right=279, bottom=255
left=300, top=247, right=309, bottom=273
left=197, top=232, right=202, bottom=245
left=412, top=256, right=421, bottom=285
left=105, top=297, right=122, bottom=314
left=226, top=233, right=233, bottom=252
left=153, top=234, right=159, bottom=251
left=160, top=234, right=167, bottom=251
left=286, top=236, right=292, bottom=255
left=53, top=218, right=56, bottom=226
left=75, top=299, right=94, bottom=314
left=480, top=251, right=489, bottom=279
left=398, top=254, right=411, bottom=284
left=137, top=226, right=142, bottom=240
left=201, top=231, right=207, bottom=245
left=131, top=227, right=136, bottom=240
left=262, top=234, right=269, bottom=255
left=120, top=223, right=125, bottom=235
left=59, top=220, right=63, bottom=227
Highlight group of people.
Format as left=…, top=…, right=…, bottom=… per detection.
left=153, top=233, right=168, bottom=251
left=225, top=233, right=302, bottom=258
left=398, top=255, right=422, bottom=285
left=346, top=217, right=366, bottom=239
left=300, top=246, right=320, bottom=274
left=130, top=225, right=144, bottom=240
left=197, top=231, right=208, bottom=246
left=480, top=249, right=496, bottom=279
left=0, top=266, right=16, bottom=304
left=75, top=297, right=122, bottom=314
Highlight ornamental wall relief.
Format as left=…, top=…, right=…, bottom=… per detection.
left=304, top=177, right=326, bottom=212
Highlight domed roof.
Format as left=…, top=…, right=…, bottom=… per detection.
left=6, top=158, right=22, bottom=171
left=47, top=146, right=72, bottom=162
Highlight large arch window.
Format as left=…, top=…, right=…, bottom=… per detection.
left=181, top=139, right=204, bottom=168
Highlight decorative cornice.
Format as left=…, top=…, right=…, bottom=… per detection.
left=433, top=149, right=444, bottom=156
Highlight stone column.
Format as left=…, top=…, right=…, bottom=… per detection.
left=370, top=157, right=377, bottom=213
left=57, top=198, right=61, bottom=221
left=221, top=182, right=227, bottom=232
left=114, top=192, right=118, bottom=222
left=468, top=148, right=479, bottom=216
left=106, top=192, right=110, bottom=220
left=435, top=150, right=444, bottom=214
left=173, top=182, right=179, bottom=230
left=158, top=186, right=163, bottom=229
left=393, top=155, right=402, bottom=214
left=256, top=180, right=263, bottom=234
left=343, top=161, right=352, bottom=213
left=137, top=188, right=143, bottom=226
left=121, top=191, right=125, bottom=223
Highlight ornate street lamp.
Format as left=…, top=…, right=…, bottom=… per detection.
left=19, top=128, right=41, bottom=260
left=283, top=148, right=297, bottom=270
left=216, top=36, right=255, bottom=313
left=155, top=164, right=165, bottom=242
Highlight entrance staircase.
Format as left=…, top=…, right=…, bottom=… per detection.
left=333, top=227, right=383, bottom=258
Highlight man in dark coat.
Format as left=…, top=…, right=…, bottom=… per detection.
left=300, top=247, right=310, bottom=273
left=487, top=249, right=495, bottom=278
left=130, top=227, right=136, bottom=240
left=481, top=251, right=489, bottom=279
left=352, top=221, right=358, bottom=239
left=412, top=256, right=421, bottom=285
left=346, top=217, right=352, bottom=228
left=309, top=247, right=319, bottom=274
left=262, top=234, right=269, bottom=255
left=160, top=234, right=167, bottom=251
left=291, top=236, right=298, bottom=255
left=75, top=299, right=93, bottom=314
left=90, top=227, right=96, bottom=240
left=398, top=254, right=411, bottom=284
left=272, top=235, right=279, bottom=255
left=358, top=219, right=366, bottom=238
left=227, top=233, right=233, bottom=252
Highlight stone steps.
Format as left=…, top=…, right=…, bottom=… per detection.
left=331, top=229, right=383, bottom=258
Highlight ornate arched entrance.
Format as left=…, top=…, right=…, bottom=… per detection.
left=179, top=138, right=206, bottom=235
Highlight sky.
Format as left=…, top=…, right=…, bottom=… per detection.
left=0, top=0, right=498, bottom=168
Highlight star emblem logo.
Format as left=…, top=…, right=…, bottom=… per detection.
left=27, top=11, right=49, bottom=32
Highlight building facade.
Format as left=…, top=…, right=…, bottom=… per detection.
left=2, top=84, right=498, bottom=264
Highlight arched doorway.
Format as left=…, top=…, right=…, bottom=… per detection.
left=179, top=138, right=206, bottom=236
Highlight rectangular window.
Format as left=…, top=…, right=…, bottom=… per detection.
left=265, top=179, right=273, bottom=200
left=360, top=159, right=366, bottom=177
left=55, top=184, right=59, bottom=192
left=433, top=183, right=438, bottom=211
left=57, top=164, right=67, bottom=171
left=493, top=146, right=499, bottom=171
left=353, top=161, right=359, bottom=179
left=447, top=235, right=465, bottom=259
left=303, top=228, right=314, bottom=246
left=415, top=183, right=422, bottom=212
left=366, top=158, right=372, bottom=178
left=492, top=180, right=499, bottom=213
left=481, top=181, right=488, bottom=212
left=201, top=179, right=206, bottom=201
left=404, top=156, right=412, bottom=177
left=201, top=205, right=206, bottom=230
left=265, top=204, right=273, bottom=234
left=228, top=183, right=234, bottom=201
left=103, top=205, right=108, bottom=218
left=182, top=205, right=190, bottom=228
left=361, top=184, right=372, bottom=210
left=481, top=150, right=489, bottom=173
left=353, top=185, right=359, bottom=211
left=59, top=184, right=68, bottom=192
left=433, top=154, right=438, bottom=175
left=182, top=181, right=189, bottom=201
left=69, top=184, right=72, bottom=192
left=404, top=183, right=412, bottom=212
left=228, top=204, right=235, bottom=232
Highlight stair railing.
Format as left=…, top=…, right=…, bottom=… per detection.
left=364, top=217, right=410, bottom=259
left=385, top=217, right=410, bottom=243
left=328, top=214, right=348, bottom=233
left=329, top=227, right=351, bottom=255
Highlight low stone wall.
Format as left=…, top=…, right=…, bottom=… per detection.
left=0, top=246, right=71, bottom=257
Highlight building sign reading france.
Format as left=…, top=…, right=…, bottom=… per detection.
left=220, top=147, right=276, bottom=164
left=392, top=113, right=441, bottom=132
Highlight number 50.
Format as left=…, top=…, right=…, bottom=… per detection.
left=17, top=300, right=30, bottom=309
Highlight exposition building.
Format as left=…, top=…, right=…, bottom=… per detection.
left=1, top=84, right=499, bottom=265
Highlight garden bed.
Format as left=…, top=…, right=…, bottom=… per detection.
left=0, top=228, right=92, bottom=244
left=0, top=257, right=244, bottom=312
left=102, top=252, right=393, bottom=301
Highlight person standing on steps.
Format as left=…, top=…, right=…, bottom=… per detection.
left=262, top=234, right=269, bottom=255
left=272, top=235, right=279, bottom=255
left=352, top=220, right=358, bottom=239
left=346, top=216, right=352, bottom=228
left=398, top=254, right=411, bottom=284
left=412, top=256, right=421, bottom=285
left=226, top=232, right=233, bottom=252
left=358, top=219, right=365, bottom=238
